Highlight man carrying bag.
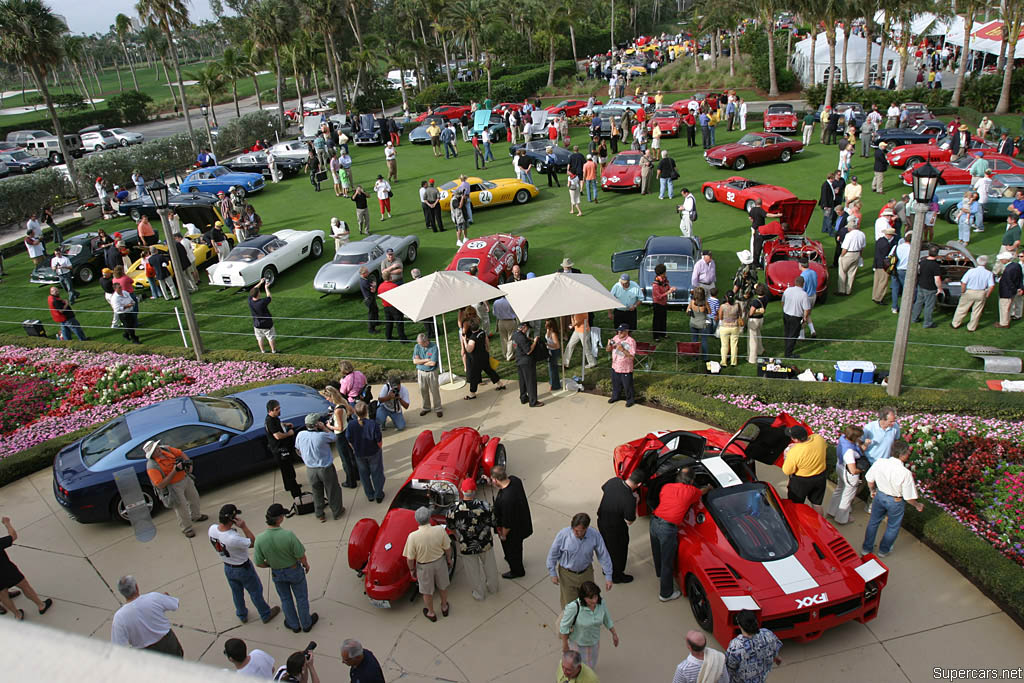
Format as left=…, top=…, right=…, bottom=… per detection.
left=144, top=440, right=207, bottom=538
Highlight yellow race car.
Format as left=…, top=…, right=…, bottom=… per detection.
left=437, top=177, right=538, bottom=211
left=126, top=235, right=235, bottom=288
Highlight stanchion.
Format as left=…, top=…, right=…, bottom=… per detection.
left=173, top=307, right=189, bottom=348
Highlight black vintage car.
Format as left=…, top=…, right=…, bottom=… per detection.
left=116, top=191, right=224, bottom=226
left=224, top=151, right=304, bottom=179
left=871, top=119, right=947, bottom=148
left=30, top=229, right=143, bottom=285
left=508, top=139, right=573, bottom=173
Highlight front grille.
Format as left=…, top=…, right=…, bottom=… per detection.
left=828, top=537, right=858, bottom=564
left=706, top=158, right=724, bottom=166
left=761, top=611, right=811, bottom=632
left=820, top=596, right=863, bottom=618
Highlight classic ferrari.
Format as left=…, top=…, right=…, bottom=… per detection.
left=179, top=165, right=265, bottom=196
left=590, top=107, right=627, bottom=137
left=29, top=229, right=142, bottom=286
left=601, top=151, right=645, bottom=191
left=611, top=234, right=702, bottom=305
left=900, top=152, right=1024, bottom=186
left=347, top=427, right=507, bottom=608
left=354, top=113, right=387, bottom=145
left=762, top=103, right=798, bottom=134
left=313, top=234, right=419, bottom=294
left=53, top=384, right=331, bottom=523
left=759, top=199, right=830, bottom=300
left=116, top=190, right=224, bottom=224
left=704, top=133, right=803, bottom=171
left=934, top=174, right=1024, bottom=223
left=207, top=230, right=325, bottom=287
left=125, top=235, right=236, bottom=290
left=266, top=140, right=310, bottom=162
left=648, top=108, right=682, bottom=137
left=545, top=99, right=599, bottom=117
left=885, top=134, right=991, bottom=168
left=224, top=151, right=304, bottom=178
left=414, top=104, right=471, bottom=123
left=613, top=415, right=889, bottom=648
left=437, top=177, right=538, bottom=211
left=702, top=176, right=797, bottom=212
left=871, top=120, right=946, bottom=148
left=508, top=140, right=572, bottom=173
left=446, top=233, right=529, bottom=286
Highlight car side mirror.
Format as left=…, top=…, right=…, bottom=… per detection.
left=218, top=433, right=231, bottom=445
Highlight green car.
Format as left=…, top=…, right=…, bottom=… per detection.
left=935, top=174, right=1024, bottom=223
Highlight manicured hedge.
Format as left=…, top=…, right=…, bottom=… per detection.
left=0, top=172, right=79, bottom=231
left=803, top=83, right=952, bottom=111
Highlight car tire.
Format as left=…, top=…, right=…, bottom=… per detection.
left=130, top=208, right=142, bottom=221
left=514, top=189, right=530, bottom=204
left=944, top=205, right=958, bottom=223
left=817, top=288, right=828, bottom=304
left=120, top=139, right=129, bottom=147
left=309, top=237, right=323, bottom=260
left=780, top=149, right=792, bottom=162
left=906, top=157, right=923, bottom=168
left=520, top=241, right=529, bottom=264
left=94, top=145, right=104, bottom=152
left=235, top=187, right=246, bottom=198
left=49, top=152, right=62, bottom=164
left=75, top=264, right=96, bottom=284
left=745, top=199, right=756, bottom=213
left=447, top=538, right=459, bottom=580
left=493, top=443, right=507, bottom=470
left=261, top=265, right=277, bottom=286
left=112, top=487, right=157, bottom=524
left=703, top=187, right=716, bottom=202
left=189, top=186, right=200, bottom=195
left=686, top=575, right=714, bottom=632
left=406, top=243, right=418, bottom=263
left=733, top=156, right=747, bottom=171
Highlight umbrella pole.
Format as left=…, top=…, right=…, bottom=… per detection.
left=440, top=312, right=466, bottom=391
left=552, top=315, right=571, bottom=396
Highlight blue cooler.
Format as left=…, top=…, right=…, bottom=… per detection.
left=835, top=361, right=876, bottom=384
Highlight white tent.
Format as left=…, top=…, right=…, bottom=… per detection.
left=873, top=11, right=949, bottom=38
left=945, top=18, right=1024, bottom=59
left=792, top=30, right=903, bottom=86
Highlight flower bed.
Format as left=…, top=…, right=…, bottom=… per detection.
left=0, top=345, right=304, bottom=458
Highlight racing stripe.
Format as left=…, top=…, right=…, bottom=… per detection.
left=701, top=456, right=742, bottom=488
left=762, top=555, right=819, bottom=595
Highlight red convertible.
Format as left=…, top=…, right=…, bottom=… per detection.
left=762, top=103, right=799, bottom=134
left=347, top=427, right=506, bottom=608
left=704, top=132, right=803, bottom=171
left=702, top=176, right=796, bottom=212
left=900, top=151, right=1024, bottom=186
left=601, top=150, right=644, bottom=191
left=759, top=199, right=829, bottom=300
left=647, top=108, right=683, bottom=137
left=446, top=233, right=529, bottom=286
left=415, top=104, right=471, bottom=123
left=885, top=134, right=991, bottom=169
left=613, top=415, right=889, bottom=648
left=545, top=99, right=599, bottom=117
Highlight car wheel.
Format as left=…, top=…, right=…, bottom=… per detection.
left=261, top=266, right=277, bottom=286
left=906, top=157, right=923, bottom=168
left=703, top=186, right=716, bottom=202
left=112, top=488, right=156, bottom=524
left=94, top=145, right=104, bottom=152
left=130, top=208, right=142, bottom=221
left=493, top=443, right=507, bottom=470
left=780, top=149, right=792, bottom=162
left=520, top=241, right=529, bottom=264
left=447, top=539, right=459, bottom=580
left=686, top=575, right=714, bottom=632
left=49, top=152, right=62, bottom=164
left=745, top=199, right=756, bottom=213
left=309, top=237, right=323, bottom=260
left=75, top=264, right=96, bottom=284
left=944, top=205, right=958, bottom=223
left=235, top=187, right=246, bottom=198
left=189, top=186, right=200, bottom=195
left=406, top=243, right=418, bottom=263
left=120, top=139, right=129, bottom=147
left=817, top=288, right=828, bottom=304
left=514, top=189, right=530, bottom=204
left=733, top=156, right=747, bottom=171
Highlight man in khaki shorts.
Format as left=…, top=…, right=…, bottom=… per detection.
left=403, top=506, right=453, bottom=622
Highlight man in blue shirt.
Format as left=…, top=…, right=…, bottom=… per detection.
left=862, top=407, right=900, bottom=464
left=413, top=333, right=443, bottom=417
left=610, top=273, right=643, bottom=332
left=797, top=259, right=818, bottom=339
left=341, top=639, right=385, bottom=683
left=547, top=512, right=614, bottom=608
left=952, top=254, right=996, bottom=331
left=699, top=111, right=711, bottom=149
left=295, top=414, right=344, bottom=521
left=891, top=229, right=912, bottom=313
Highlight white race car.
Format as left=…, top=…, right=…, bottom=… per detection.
left=207, top=229, right=325, bottom=287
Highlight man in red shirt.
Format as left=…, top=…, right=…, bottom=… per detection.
left=649, top=469, right=710, bottom=601
left=145, top=440, right=207, bottom=537
left=47, top=286, right=87, bottom=341
left=377, top=274, right=407, bottom=342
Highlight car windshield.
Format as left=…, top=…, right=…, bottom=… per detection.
left=644, top=254, right=693, bottom=272
left=482, top=181, right=496, bottom=189
left=953, top=156, right=976, bottom=169
left=9, top=151, right=31, bottom=160
left=706, top=482, right=798, bottom=562
left=334, top=251, right=370, bottom=264
left=225, top=247, right=265, bottom=262
left=440, top=181, right=457, bottom=190
left=211, top=167, right=229, bottom=176
left=190, top=396, right=251, bottom=431
left=81, top=418, right=132, bottom=466
left=110, top=128, right=127, bottom=134
left=63, top=244, right=84, bottom=256
left=767, top=105, right=792, bottom=114
left=737, top=134, right=762, bottom=146
left=654, top=109, right=675, bottom=117
left=611, top=154, right=638, bottom=166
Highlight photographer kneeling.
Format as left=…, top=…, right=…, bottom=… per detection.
left=144, top=440, right=207, bottom=538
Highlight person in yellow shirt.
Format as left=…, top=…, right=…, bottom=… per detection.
left=654, top=90, right=664, bottom=107
left=781, top=425, right=827, bottom=513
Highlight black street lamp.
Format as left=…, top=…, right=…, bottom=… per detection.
left=199, top=103, right=215, bottom=153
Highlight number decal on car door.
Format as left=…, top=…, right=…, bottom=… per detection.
left=478, top=190, right=493, bottom=204
left=726, top=191, right=736, bottom=203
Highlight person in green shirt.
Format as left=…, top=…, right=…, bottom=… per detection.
left=254, top=503, right=317, bottom=634
left=802, top=110, right=815, bottom=146
left=558, top=581, right=619, bottom=672
left=557, top=650, right=600, bottom=683
left=1002, top=214, right=1021, bottom=252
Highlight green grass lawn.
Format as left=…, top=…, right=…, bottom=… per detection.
left=0, top=120, right=1017, bottom=391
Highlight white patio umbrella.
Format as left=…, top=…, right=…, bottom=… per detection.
left=379, top=270, right=504, bottom=390
left=498, top=272, right=624, bottom=383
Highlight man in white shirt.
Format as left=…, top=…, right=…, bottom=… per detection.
left=952, top=255, right=996, bottom=331
left=266, top=149, right=279, bottom=183
left=210, top=504, right=281, bottom=624
left=874, top=209, right=896, bottom=240
left=861, top=441, right=923, bottom=557
left=885, top=103, right=900, bottom=129
left=50, top=247, right=77, bottom=303
left=224, top=638, right=275, bottom=678
left=26, top=212, right=42, bottom=239
left=384, top=141, right=397, bottom=182
left=672, top=630, right=728, bottom=683
left=111, top=575, right=183, bottom=656
left=677, top=188, right=696, bottom=237
left=110, top=281, right=141, bottom=344
left=837, top=222, right=867, bottom=295
left=975, top=171, right=993, bottom=228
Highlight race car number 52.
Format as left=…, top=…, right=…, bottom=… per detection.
left=726, top=191, right=736, bottom=203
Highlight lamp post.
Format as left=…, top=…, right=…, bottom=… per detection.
left=887, top=162, right=941, bottom=396
left=200, top=103, right=215, bottom=154
left=148, top=180, right=204, bottom=362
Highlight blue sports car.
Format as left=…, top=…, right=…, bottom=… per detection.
left=179, top=165, right=266, bottom=196
left=52, top=384, right=331, bottom=523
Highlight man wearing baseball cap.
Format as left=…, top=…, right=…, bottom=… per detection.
left=610, top=272, right=643, bottom=331
left=445, top=478, right=499, bottom=601
left=144, top=440, right=206, bottom=537
left=781, top=425, right=827, bottom=513
left=606, top=323, right=636, bottom=407
left=209, top=504, right=281, bottom=624
left=254, top=503, right=317, bottom=633
left=294, top=413, right=344, bottom=522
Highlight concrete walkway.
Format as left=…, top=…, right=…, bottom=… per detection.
left=0, top=386, right=1020, bottom=681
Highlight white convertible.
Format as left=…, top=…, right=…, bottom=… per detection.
left=207, top=229, right=325, bottom=287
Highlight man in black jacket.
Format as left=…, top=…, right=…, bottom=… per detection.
left=996, top=250, right=1023, bottom=328
left=997, top=132, right=1015, bottom=156
left=358, top=267, right=379, bottom=333
left=819, top=171, right=839, bottom=235
left=597, top=473, right=641, bottom=583
left=148, top=247, right=177, bottom=299
left=872, top=142, right=889, bottom=193
left=872, top=225, right=898, bottom=303
left=491, top=464, right=533, bottom=579
left=567, top=145, right=586, bottom=178
left=511, top=322, right=544, bottom=408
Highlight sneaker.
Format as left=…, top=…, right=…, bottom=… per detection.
left=658, top=590, right=682, bottom=602
left=302, top=613, right=319, bottom=632
left=891, top=309, right=898, bottom=314
left=877, top=549, right=891, bottom=558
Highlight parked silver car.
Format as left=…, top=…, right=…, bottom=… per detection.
left=313, top=234, right=419, bottom=294
left=106, top=127, right=145, bottom=146
left=79, top=127, right=119, bottom=151
left=267, top=139, right=311, bottom=161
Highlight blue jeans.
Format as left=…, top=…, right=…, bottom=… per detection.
left=586, top=179, right=598, bottom=202
left=821, top=208, right=834, bottom=235
left=649, top=516, right=679, bottom=598
left=890, top=269, right=906, bottom=310
left=690, top=326, right=709, bottom=360
left=271, top=564, right=311, bottom=630
left=659, top=177, right=674, bottom=199
left=522, top=170, right=533, bottom=185
left=547, top=348, right=562, bottom=390
left=149, top=279, right=162, bottom=299
left=58, top=273, right=77, bottom=303
left=375, top=404, right=406, bottom=430
left=862, top=491, right=906, bottom=554
left=910, top=286, right=937, bottom=326
left=709, top=126, right=716, bottom=146
left=464, top=198, right=473, bottom=223
left=355, top=452, right=386, bottom=501
left=59, top=316, right=87, bottom=341
left=224, top=560, right=272, bottom=622
left=444, top=141, right=456, bottom=158
left=483, top=142, right=494, bottom=161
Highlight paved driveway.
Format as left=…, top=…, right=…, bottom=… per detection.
left=0, top=385, right=1020, bottom=682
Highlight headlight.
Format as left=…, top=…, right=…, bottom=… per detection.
left=634, top=176, right=641, bottom=184
left=891, top=156, right=901, bottom=162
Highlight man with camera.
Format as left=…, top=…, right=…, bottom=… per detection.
left=295, top=413, right=345, bottom=522
left=375, top=370, right=410, bottom=430
left=209, top=504, right=282, bottom=625
left=144, top=440, right=207, bottom=538
left=273, top=646, right=320, bottom=683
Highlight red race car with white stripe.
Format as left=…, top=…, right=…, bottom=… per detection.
left=613, top=415, right=889, bottom=648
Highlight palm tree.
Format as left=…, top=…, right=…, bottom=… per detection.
left=995, top=2, right=1024, bottom=114
left=62, top=35, right=97, bottom=110
left=302, top=0, right=347, bottom=115
left=243, top=39, right=267, bottom=110
left=250, top=0, right=293, bottom=129
left=0, top=0, right=81, bottom=200
left=744, top=0, right=780, bottom=96
left=136, top=0, right=198, bottom=154
left=191, top=62, right=226, bottom=126
left=950, top=0, right=984, bottom=107
left=796, top=0, right=843, bottom=107
left=115, top=13, right=140, bottom=91
left=427, top=0, right=456, bottom=94
left=220, top=47, right=248, bottom=117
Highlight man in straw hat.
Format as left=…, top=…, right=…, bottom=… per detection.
left=144, top=440, right=206, bottom=537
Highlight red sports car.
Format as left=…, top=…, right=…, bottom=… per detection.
left=414, top=104, right=471, bottom=123
left=702, top=176, right=796, bottom=212
left=763, top=103, right=799, bottom=134
left=670, top=99, right=699, bottom=115
left=613, top=414, right=889, bottom=648
left=446, top=233, right=529, bottom=286
left=492, top=102, right=524, bottom=115
left=347, top=427, right=506, bottom=608
left=648, top=108, right=683, bottom=137
left=704, top=132, right=803, bottom=171
left=900, top=151, right=1024, bottom=186
left=885, top=134, right=991, bottom=168
left=546, top=99, right=599, bottom=117
left=601, top=150, right=644, bottom=191
left=759, top=199, right=829, bottom=300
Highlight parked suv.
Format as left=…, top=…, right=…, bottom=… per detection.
left=21, top=133, right=85, bottom=164
left=79, top=126, right=119, bottom=151
left=6, top=129, right=52, bottom=145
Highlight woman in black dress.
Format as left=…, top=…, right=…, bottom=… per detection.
left=461, top=318, right=506, bottom=399
left=0, top=516, right=52, bottom=620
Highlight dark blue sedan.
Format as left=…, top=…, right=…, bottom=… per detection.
left=52, top=384, right=331, bottom=523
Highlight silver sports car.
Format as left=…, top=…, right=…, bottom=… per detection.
left=313, top=234, right=419, bottom=294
